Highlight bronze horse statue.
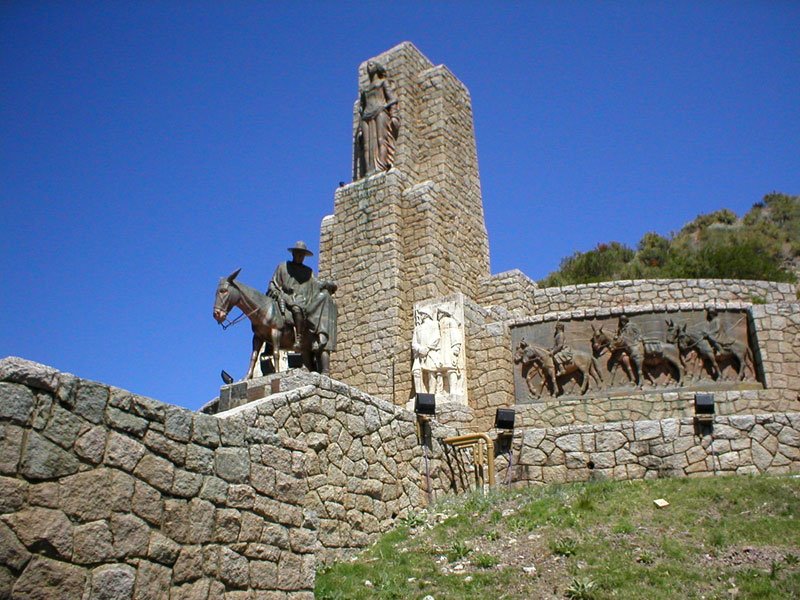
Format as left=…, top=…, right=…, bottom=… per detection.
left=213, top=268, right=319, bottom=379
left=514, top=340, right=603, bottom=398
left=590, top=325, right=684, bottom=388
left=666, top=320, right=754, bottom=381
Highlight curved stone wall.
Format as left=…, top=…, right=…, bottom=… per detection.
left=0, top=358, right=472, bottom=597
left=478, top=275, right=796, bottom=317
left=214, top=371, right=467, bottom=563
left=0, top=358, right=317, bottom=599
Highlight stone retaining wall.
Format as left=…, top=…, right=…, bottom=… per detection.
left=751, top=302, right=800, bottom=392
left=214, top=370, right=472, bottom=563
left=478, top=277, right=796, bottom=317
left=0, top=358, right=317, bottom=599
left=466, top=301, right=800, bottom=432
left=507, top=413, right=800, bottom=484
left=0, top=358, right=478, bottom=596
left=514, top=387, right=800, bottom=429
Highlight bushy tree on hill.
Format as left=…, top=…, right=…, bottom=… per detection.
left=539, top=192, right=799, bottom=286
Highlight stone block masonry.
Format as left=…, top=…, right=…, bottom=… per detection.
left=213, top=369, right=475, bottom=563
left=0, top=357, right=475, bottom=596
left=478, top=276, right=795, bottom=318
left=514, top=387, right=800, bottom=430
left=0, top=357, right=317, bottom=599
left=319, top=42, right=490, bottom=405
left=507, top=413, right=800, bottom=484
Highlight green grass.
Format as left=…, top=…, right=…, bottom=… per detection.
left=316, top=475, right=800, bottom=599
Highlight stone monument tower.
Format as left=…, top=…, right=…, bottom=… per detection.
left=318, top=42, right=490, bottom=404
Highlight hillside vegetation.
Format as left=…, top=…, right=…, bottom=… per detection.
left=540, top=193, right=800, bottom=287
left=316, top=475, right=800, bottom=599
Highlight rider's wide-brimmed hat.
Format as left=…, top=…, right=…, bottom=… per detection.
left=288, top=241, right=314, bottom=257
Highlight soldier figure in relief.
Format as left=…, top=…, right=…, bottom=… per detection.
left=551, top=322, right=573, bottom=376
left=701, top=307, right=724, bottom=353
left=412, top=308, right=440, bottom=394
left=436, top=306, right=462, bottom=395
left=617, top=314, right=642, bottom=347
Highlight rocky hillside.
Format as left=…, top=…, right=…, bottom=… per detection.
left=540, top=192, right=800, bottom=287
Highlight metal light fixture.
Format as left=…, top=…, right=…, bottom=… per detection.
left=414, top=393, right=436, bottom=416
left=695, top=392, right=714, bottom=420
left=414, top=393, right=436, bottom=503
left=694, top=392, right=714, bottom=430
left=220, top=370, right=234, bottom=385
left=494, top=408, right=515, bottom=430
left=493, top=408, right=516, bottom=486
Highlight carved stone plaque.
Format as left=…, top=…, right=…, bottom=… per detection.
left=411, top=296, right=467, bottom=405
left=511, top=309, right=760, bottom=403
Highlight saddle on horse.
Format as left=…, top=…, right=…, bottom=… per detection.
left=643, top=340, right=663, bottom=356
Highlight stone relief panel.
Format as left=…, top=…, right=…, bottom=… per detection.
left=511, top=309, right=761, bottom=403
left=412, top=296, right=467, bottom=405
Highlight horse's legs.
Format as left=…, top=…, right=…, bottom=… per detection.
left=546, top=368, right=561, bottom=396
left=644, top=364, right=657, bottom=387
left=270, top=329, right=282, bottom=374
left=689, top=351, right=703, bottom=382
left=666, top=349, right=683, bottom=386
left=606, top=354, right=618, bottom=386
left=525, top=369, right=540, bottom=399
left=709, top=354, right=721, bottom=381
left=590, top=358, right=603, bottom=386
left=246, top=335, right=261, bottom=380
left=671, top=356, right=683, bottom=386
left=743, top=347, right=755, bottom=380
left=631, top=355, right=643, bottom=388
left=696, top=343, right=721, bottom=381
left=580, top=366, right=590, bottom=394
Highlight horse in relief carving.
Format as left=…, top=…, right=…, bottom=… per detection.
left=590, top=325, right=684, bottom=388
left=665, top=320, right=754, bottom=381
left=514, top=340, right=603, bottom=398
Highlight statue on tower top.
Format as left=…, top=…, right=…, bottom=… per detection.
left=355, top=60, right=400, bottom=179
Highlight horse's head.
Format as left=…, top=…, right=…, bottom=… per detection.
left=213, top=268, right=242, bottom=323
left=590, top=325, right=611, bottom=356
left=513, top=339, right=529, bottom=364
left=665, top=319, right=679, bottom=344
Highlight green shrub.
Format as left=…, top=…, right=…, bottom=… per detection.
left=447, top=540, right=470, bottom=561
left=550, top=536, right=579, bottom=556
left=539, top=192, right=799, bottom=286
left=566, top=576, right=599, bottom=600
left=472, top=553, right=499, bottom=569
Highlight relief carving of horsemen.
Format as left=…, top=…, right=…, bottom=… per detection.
left=590, top=315, right=684, bottom=388
left=665, top=309, right=755, bottom=381
left=513, top=336, right=603, bottom=399
left=513, top=308, right=758, bottom=402
left=213, top=241, right=337, bottom=380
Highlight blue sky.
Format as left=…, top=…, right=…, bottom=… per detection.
left=2, top=2, right=798, bottom=410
